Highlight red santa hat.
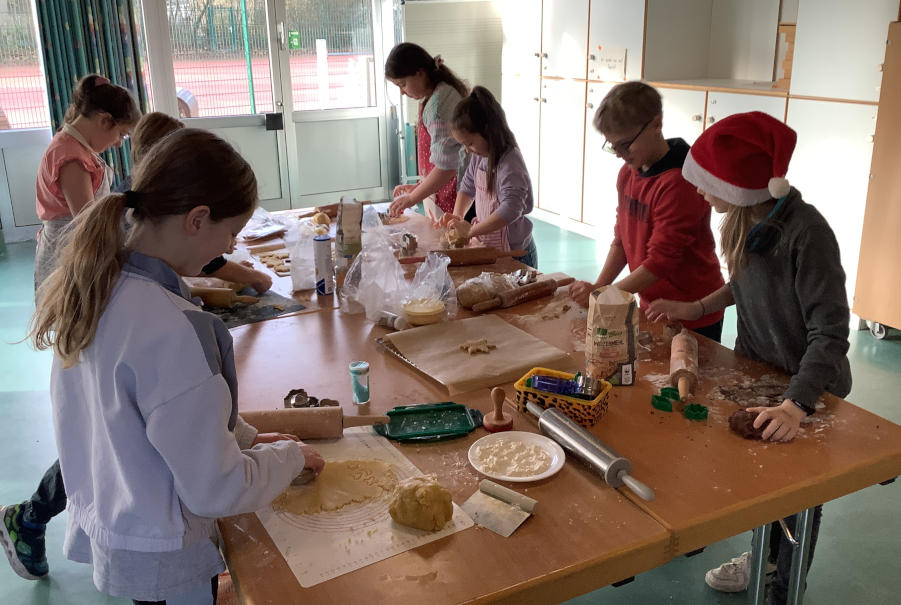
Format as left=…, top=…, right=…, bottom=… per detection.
left=682, top=111, right=797, bottom=207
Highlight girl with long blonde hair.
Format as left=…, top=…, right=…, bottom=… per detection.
left=25, top=129, right=322, bottom=603
left=647, top=112, right=850, bottom=604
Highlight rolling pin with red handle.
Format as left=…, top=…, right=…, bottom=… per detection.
left=240, top=407, right=390, bottom=440
left=399, top=247, right=526, bottom=266
left=472, top=277, right=575, bottom=313
left=669, top=328, right=699, bottom=401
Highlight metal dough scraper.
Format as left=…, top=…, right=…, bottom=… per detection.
left=461, top=479, right=537, bottom=537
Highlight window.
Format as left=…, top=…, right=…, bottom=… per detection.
left=0, top=1, right=49, bottom=130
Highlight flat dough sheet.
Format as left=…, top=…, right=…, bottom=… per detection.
left=384, top=315, right=573, bottom=394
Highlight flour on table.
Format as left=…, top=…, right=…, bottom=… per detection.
left=272, top=459, right=397, bottom=515
left=473, top=439, right=551, bottom=477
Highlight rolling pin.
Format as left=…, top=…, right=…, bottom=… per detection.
left=670, top=328, right=699, bottom=401
left=189, top=287, right=259, bottom=308
left=240, top=407, right=390, bottom=440
left=525, top=402, right=654, bottom=501
left=399, top=247, right=526, bottom=266
left=471, top=277, right=575, bottom=313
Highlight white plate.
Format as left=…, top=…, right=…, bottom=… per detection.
left=468, top=431, right=566, bottom=483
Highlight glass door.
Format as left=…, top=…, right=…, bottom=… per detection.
left=141, top=0, right=292, bottom=210
left=271, top=0, right=393, bottom=208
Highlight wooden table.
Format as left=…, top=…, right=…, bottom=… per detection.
left=218, top=213, right=901, bottom=603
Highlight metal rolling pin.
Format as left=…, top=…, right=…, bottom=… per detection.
left=526, top=402, right=655, bottom=501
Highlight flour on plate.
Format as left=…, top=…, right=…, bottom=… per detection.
left=473, top=439, right=552, bottom=477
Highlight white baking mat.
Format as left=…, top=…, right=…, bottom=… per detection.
left=255, top=428, right=474, bottom=587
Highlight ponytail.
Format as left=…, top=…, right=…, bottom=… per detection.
left=385, top=42, right=469, bottom=98
left=30, top=193, right=129, bottom=367
left=452, top=86, right=518, bottom=195
left=63, top=74, right=141, bottom=128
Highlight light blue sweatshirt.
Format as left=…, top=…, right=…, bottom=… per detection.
left=51, top=252, right=305, bottom=601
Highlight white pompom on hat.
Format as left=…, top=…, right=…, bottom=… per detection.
left=682, top=111, right=797, bottom=207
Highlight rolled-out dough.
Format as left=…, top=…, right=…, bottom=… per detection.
left=272, top=460, right=398, bottom=515
left=389, top=475, right=453, bottom=531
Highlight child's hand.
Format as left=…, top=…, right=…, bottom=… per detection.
left=568, top=280, right=596, bottom=308
left=446, top=218, right=472, bottom=240
left=389, top=194, right=415, bottom=217
left=298, top=444, right=325, bottom=476
left=436, top=213, right=462, bottom=228
left=646, top=299, right=702, bottom=322
left=252, top=432, right=299, bottom=445
left=392, top=184, right=415, bottom=198
left=248, top=269, right=272, bottom=294
left=747, top=400, right=806, bottom=442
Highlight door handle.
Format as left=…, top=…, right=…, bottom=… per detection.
left=276, top=22, right=286, bottom=51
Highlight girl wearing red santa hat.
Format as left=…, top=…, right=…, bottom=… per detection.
left=647, top=111, right=851, bottom=603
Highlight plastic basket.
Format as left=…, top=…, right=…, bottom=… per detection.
left=513, top=367, right=612, bottom=428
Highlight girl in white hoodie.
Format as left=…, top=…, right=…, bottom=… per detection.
left=29, top=128, right=323, bottom=604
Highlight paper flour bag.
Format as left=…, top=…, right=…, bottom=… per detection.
left=585, top=286, right=639, bottom=385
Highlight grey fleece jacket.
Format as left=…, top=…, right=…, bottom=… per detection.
left=730, top=188, right=852, bottom=409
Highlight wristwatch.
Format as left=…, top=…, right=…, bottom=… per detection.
left=790, top=399, right=815, bottom=416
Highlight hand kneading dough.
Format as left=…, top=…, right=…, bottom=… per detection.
left=389, top=475, right=453, bottom=531
left=272, top=460, right=397, bottom=515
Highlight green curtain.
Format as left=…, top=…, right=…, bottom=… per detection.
left=36, top=0, right=149, bottom=183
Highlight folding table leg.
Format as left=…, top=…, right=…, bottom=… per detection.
left=748, top=523, right=771, bottom=605
left=785, top=507, right=815, bottom=605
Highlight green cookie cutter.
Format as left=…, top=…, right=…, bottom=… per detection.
left=651, top=394, right=673, bottom=412
left=660, top=386, right=680, bottom=401
left=683, top=403, right=709, bottom=421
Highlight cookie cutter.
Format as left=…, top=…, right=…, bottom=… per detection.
left=683, top=403, right=709, bottom=421
left=283, top=388, right=340, bottom=409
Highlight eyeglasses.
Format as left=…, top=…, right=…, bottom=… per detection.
left=602, top=118, right=652, bottom=155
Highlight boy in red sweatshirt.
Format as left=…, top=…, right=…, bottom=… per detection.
left=569, top=81, right=725, bottom=341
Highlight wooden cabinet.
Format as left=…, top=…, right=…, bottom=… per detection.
left=502, top=74, right=541, bottom=193
left=790, top=0, right=898, bottom=102
left=587, top=0, right=645, bottom=82
left=706, top=91, right=787, bottom=125
left=581, top=83, right=621, bottom=229
left=659, top=87, right=707, bottom=144
left=644, top=0, right=780, bottom=83
left=541, top=0, right=589, bottom=79
left=786, top=98, right=877, bottom=308
left=537, top=79, right=587, bottom=222
left=853, top=21, right=901, bottom=331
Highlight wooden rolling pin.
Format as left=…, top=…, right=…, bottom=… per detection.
left=296, top=200, right=372, bottom=219
left=670, top=328, right=699, bottom=401
left=190, top=287, right=259, bottom=308
left=399, top=247, right=526, bottom=266
left=240, top=407, right=390, bottom=440
left=471, top=276, right=575, bottom=313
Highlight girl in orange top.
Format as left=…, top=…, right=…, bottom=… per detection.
left=34, top=74, right=140, bottom=290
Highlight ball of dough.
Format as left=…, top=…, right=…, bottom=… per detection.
left=389, top=475, right=453, bottom=531
left=312, top=212, right=331, bottom=225
left=729, top=409, right=765, bottom=440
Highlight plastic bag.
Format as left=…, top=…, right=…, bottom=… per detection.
left=404, top=252, right=457, bottom=318
left=241, top=207, right=289, bottom=241
left=286, top=220, right=320, bottom=292
left=455, top=271, right=519, bottom=308
left=339, top=207, right=407, bottom=318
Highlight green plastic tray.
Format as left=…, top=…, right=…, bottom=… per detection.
left=373, top=402, right=483, bottom=442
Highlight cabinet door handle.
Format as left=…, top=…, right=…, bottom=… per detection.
left=692, top=114, right=702, bottom=121
left=541, top=98, right=547, bottom=103
left=707, top=116, right=716, bottom=124
left=589, top=54, right=596, bottom=60
left=867, top=135, right=875, bottom=143
left=542, top=52, right=548, bottom=58
left=533, top=97, right=540, bottom=102
left=534, top=52, right=540, bottom=57
left=587, top=103, right=594, bottom=109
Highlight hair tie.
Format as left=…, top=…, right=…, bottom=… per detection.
left=123, top=189, right=140, bottom=209
left=94, top=75, right=110, bottom=86
left=434, top=55, right=444, bottom=68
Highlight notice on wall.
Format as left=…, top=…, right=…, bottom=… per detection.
left=590, top=44, right=627, bottom=81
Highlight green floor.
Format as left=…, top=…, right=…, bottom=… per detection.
left=1, top=221, right=899, bottom=604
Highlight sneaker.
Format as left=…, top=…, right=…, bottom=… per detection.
left=705, top=551, right=778, bottom=593
left=0, top=504, right=49, bottom=580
